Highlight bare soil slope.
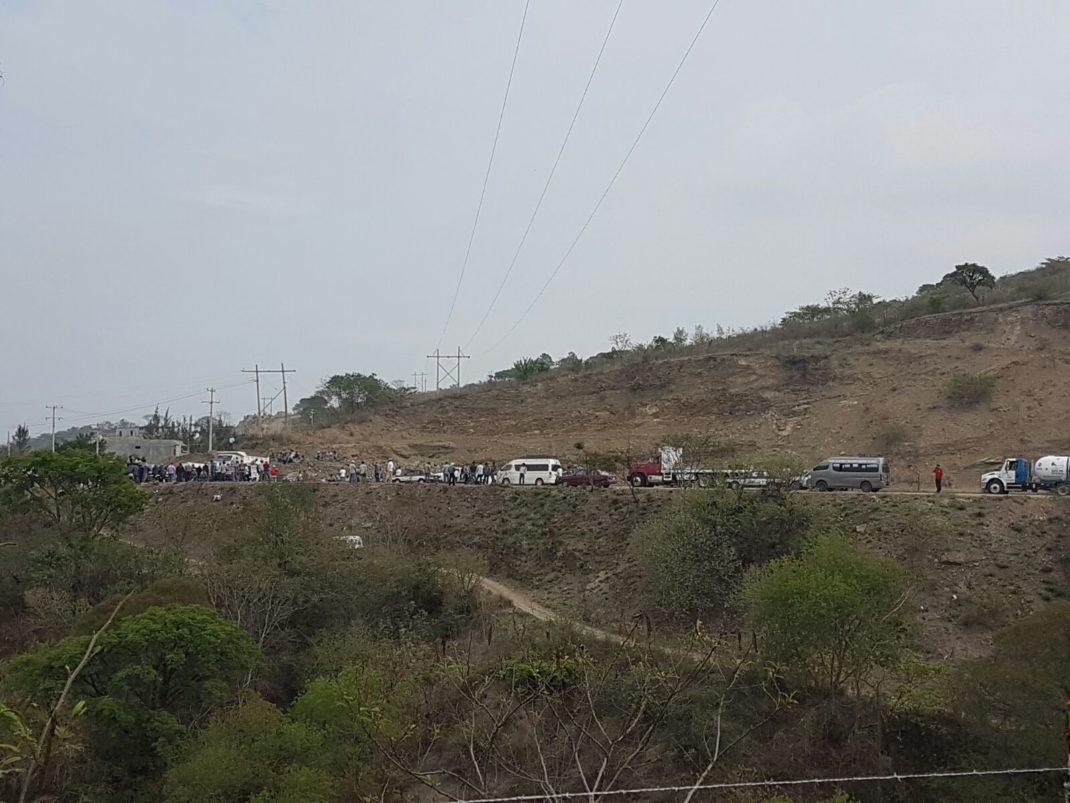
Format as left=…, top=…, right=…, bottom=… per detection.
left=273, top=302, right=1070, bottom=485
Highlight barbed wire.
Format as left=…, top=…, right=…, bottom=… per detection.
left=451, top=766, right=1066, bottom=803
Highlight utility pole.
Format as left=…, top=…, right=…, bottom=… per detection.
left=201, top=388, right=217, bottom=453
left=251, top=364, right=296, bottom=427
left=412, top=371, right=428, bottom=393
left=426, top=348, right=469, bottom=390
left=45, top=405, right=62, bottom=452
left=241, top=365, right=262, bottom=428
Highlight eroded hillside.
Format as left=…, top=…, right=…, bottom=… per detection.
left=273, top=301, right=1070, bottom=483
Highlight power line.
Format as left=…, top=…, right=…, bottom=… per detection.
left=479, top=0, right=723, bottom=358
left=426, top=348, right=470, bottom=390
left=452, top=766, right=1067, bottom=803
left=463, top=0, right=625, bottom=350
left=435, top=0, right=531, bottom=350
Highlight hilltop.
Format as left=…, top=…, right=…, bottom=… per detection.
left=261, top=299, right=1070, bottom=485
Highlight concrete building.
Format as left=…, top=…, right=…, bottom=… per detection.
left=103, top=426, right=187, bottom=463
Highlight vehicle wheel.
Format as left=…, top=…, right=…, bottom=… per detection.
left=500, top=478, right=511, bottom=487
left=629, top=474, right=646, bottom=488
left=696, top=474, right=712, bottom=489
left=1057, top=484, right=1070, bottom=497
left=985, top=479, right=1004, bottom=495
left=788, top=480, right=801, bottom=491
left=815, top=480, right=829, bottom=492
left=535, top=478, right=544, bottom=486
left=728, top=481, right=741, bottom=491
left=860, top=481, right=873, bottom=492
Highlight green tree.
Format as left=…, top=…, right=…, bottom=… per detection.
left=630, top=493, right=811, bottom=622
left=0, top=451, right=146, bottom=546
left=511, top=357, right=551, bottom=381
left=7, top=605, right=259, bottom=787
left=943, top=262, right=995, bottom=304
left=163, top=694, right=337, bottom=803
left=293, top=394, right=330, bottom=415
left=318, top=373, right=405, bottom=416
left=746, top=535, right=910, bottom=695
left=954, top=602, right=1070, bottom=766
left=55, top=432, right=106, bottom=453
left=12, top=424, right=30, bottom=454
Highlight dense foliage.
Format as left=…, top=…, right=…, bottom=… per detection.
left=1, top=465, right=1066, bottom=801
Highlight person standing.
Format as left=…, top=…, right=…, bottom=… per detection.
left=359, top=460, right=369, bottom=483
left=348, top=461, right=358, bottom=483
left=519, top=463, right=527, bottom=485
left=387, top=459, right=395, bottom=480
left=933, top=464, right=944, bottom=493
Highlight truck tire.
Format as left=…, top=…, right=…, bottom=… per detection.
left=985, top=479, right=1004, bottom=495
left=629, top=474, right=646, bottom=488
left=815, top=480, right=829, bottom=492
left=728, top=480, right=741, bottom=491
left=697, top=474, right=712, bottom=488
left=860, top=481, right=873, bottom=492
left=1057, top=484, right=1070, bottom=497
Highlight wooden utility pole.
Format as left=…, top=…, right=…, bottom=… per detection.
left=45, top=405, right=62, bottom=452
left=250, top=364, right=296, bottom=427
left=201, top=388, right=217, bottom=452
left=241, top=365, right=262, bottom=427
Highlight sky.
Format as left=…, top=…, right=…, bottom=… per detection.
left=2, top=0, right=1068, bottom=437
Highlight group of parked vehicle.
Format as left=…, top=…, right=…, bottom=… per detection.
left=624, top=447, right=891, bottom=492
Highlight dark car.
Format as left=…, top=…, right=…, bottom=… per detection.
left=558, top=467, right=616, bottom=488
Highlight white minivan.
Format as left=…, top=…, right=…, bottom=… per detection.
left=498, top=458, right=563, bottom=486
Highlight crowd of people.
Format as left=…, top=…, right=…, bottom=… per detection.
left=124, top=456, right=279, bottom=483
left=123, top=453, right=508, bottom=487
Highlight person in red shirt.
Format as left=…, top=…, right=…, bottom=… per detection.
left=933, top=464, right=944, bottom=493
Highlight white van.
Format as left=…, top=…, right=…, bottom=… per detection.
left=498, top=458, right=563, bottom=486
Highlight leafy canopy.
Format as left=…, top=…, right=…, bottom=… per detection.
left=942, top=262, right=995, bottom=303
left=0, top=451, right=146, bottom=544
left=317, top=373, right=407, bottom=416
left=746, top=535, right=910, bottom=695
left=7, top=605, right=259, bottom=784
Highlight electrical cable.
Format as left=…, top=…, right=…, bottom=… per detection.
left=478, top=0, right=722, bottom=357
left=452, top=766, right=1067, bottom=803
left=463, top=0, right=625, bottom=350
left=435, top=0, right=531, bottom=350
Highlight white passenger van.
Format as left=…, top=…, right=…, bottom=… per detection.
left=498, top=458, right=563, bottom=486
left=804, top=456, right=890, bottom=492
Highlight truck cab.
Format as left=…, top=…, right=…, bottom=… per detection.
left=981, top=457, right=1034, bottom=495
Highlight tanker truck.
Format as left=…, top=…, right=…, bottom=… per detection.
left=981, top=456, right=1070, bottom=495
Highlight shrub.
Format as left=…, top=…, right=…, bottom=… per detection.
left=746, top=535, right=910, bottom=695
left=776, top=353, right=830, bottom=385
left=873, top=424, right=911, bottom=454
left=946, top=372, right=997, bottom=406
left=629, top=493, right=811, bottom=622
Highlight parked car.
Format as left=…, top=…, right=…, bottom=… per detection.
left=558, top=467, right=617, bottom=487
left=391, top=469, right=428, bottom=484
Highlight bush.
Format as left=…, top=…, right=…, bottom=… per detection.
left=746, top=535, right=910, bottom=695
left=629, top=493, right=811, bottom=622
left=776, top=353, right=830, bottom=385
left=945, top=373, right=997, bottom=406
left=873, top=424, right=911, bottom=454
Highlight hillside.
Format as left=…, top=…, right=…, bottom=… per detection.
left=134, top=482, right=1069, bottom=661
left=268, top=301, right=1070, bottom=484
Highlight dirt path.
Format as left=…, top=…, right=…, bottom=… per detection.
left=477, top=576, right=626, bottom=645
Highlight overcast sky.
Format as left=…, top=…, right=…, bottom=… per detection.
left=2, top=0, right=1068, bottom=436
